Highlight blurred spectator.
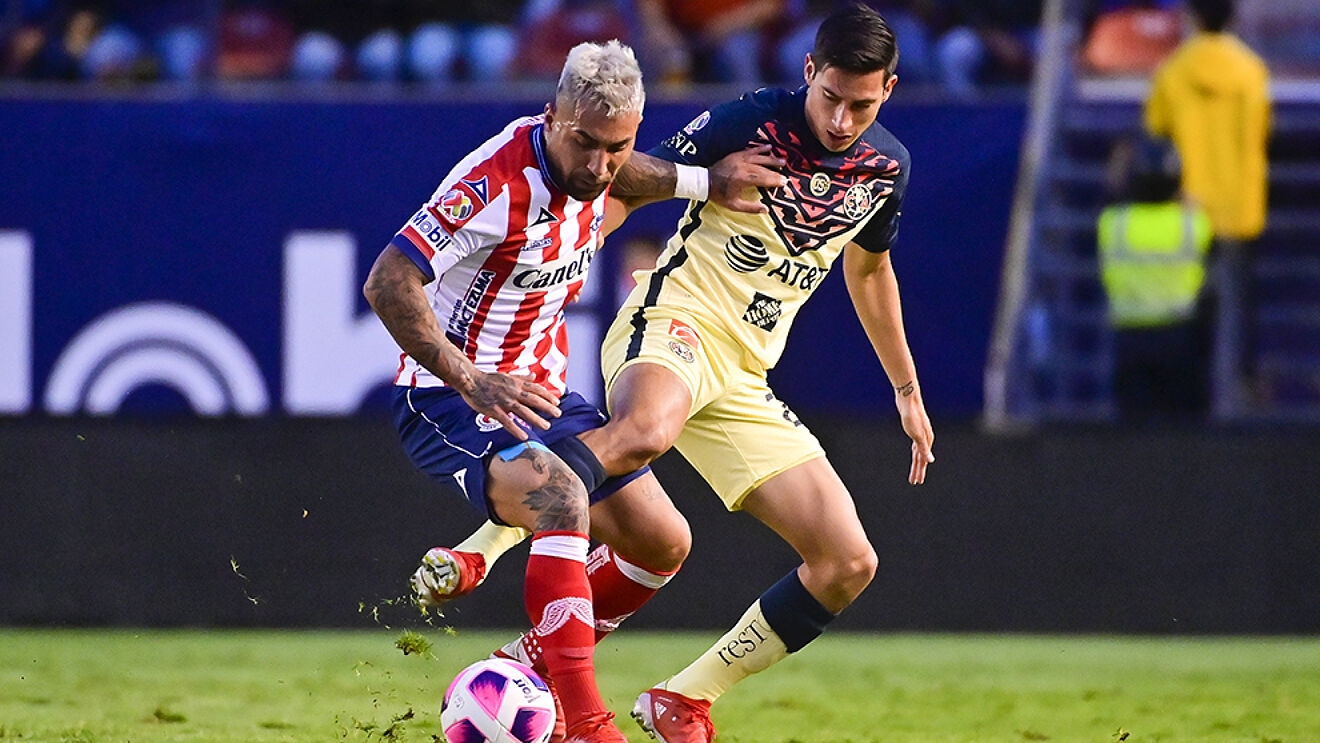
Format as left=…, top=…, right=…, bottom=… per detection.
left=774, top=0, right=939, bottom=85
left=1144, top=0, right=1270, bottom=415
left=1236, top=0, right=1320, bottom=75
left=774, top=0, right=1044, bottom=94
left=512, top=0, right=632, bottom=81
left=1145, top=0, right=1270, bottom=246
left=936, top=0, right=1043, bottom=96
left=215, top=2, right=294, bottom=80
left=272, top=0, right=525, bottom=84
left=3, top=1, right=95, bottom=80
left=404, top=0, right=521, bottom=83
left=285, top=0, right=409, bottom=82
left=1097, top=135, right=1213, bottom=421
left=1080, top=1, right=1181, bottom=76
left=80, top=0, right=211, bottom=81
left=634, top=0, right=785, bottom=85
left=283, top=0, right=521, bottom=83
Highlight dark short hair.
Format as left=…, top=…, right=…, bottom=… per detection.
left=1124, top=135, right=1181, bottom=202
left=1189, top=0, right=1234, bottom=32
left=813, top=3, right=899, bottom=77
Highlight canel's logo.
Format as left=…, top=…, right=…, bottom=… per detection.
left=0, top=230, right=603, bottom=417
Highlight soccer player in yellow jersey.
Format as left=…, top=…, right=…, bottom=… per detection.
left=414, top=6, right=934, bottom=741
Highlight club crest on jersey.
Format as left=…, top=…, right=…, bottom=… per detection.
left=668, top=319, right=701, bottom=350
left=683, top=111, right=711, bottom=134
left=724, top=234, right=769, bottom=273
left=474, top=413, right=503, bottom=432
left=668, top=341, right=695, bottom=363
left=755, top=121, right=898, bottom=255
left=742, top=292, right=782, bottom=331
left=460, top=176, right=489, bottom=204
left=441, top=188, right=473, bottom=222
left=844, top=184, right=873, bottom=219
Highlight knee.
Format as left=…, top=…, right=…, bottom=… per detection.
left=828, top=544, right=878, bottom=603
left=615, top=424, right=672, bottom=471
left=613, top=510, right=691, bottom=574
left=648, top=517, right=692, bottom=573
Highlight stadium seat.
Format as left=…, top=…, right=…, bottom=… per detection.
left=215, top=5, right=295, bottom=80
left=1080, top=7, right=1180, bottom=76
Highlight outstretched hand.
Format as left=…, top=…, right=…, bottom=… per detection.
left=895, top=385, right=935, bottom=485
left=709, top=144, right=787, bottom=214
left=460, top=372, right=561, bottom=440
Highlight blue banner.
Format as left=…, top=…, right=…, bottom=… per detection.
left=0, top=92, right=1023, bottom=419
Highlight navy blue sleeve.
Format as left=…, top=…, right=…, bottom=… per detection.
left=852, top=145, right=911, bottom=254
left=646, top=90, right=778, bottom=167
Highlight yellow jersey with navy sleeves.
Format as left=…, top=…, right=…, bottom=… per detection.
left=620, top=86, right=910, bottom=373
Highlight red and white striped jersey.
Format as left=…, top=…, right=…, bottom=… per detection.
left=388, top=115, right=608, bottom=394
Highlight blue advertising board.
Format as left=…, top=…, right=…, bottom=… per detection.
left=0, top=91, right=1023, bottom=420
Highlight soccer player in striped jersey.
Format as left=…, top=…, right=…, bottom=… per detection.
left=365, top=40, right=783, bottom=743
left=417, top=6, right=937, bottom=742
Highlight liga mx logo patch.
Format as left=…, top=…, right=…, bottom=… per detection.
left=441, top=188, right=473, bottom=221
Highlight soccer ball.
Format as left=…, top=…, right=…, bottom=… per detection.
left=440, top=657, right=557, bottom=743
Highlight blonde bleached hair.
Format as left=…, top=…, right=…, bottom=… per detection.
left=555, top=40, right=645, bottom=119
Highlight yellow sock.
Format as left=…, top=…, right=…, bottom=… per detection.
left=664, top=600, right=789, bottom=702
left=454, top=521, right=529, bottom=576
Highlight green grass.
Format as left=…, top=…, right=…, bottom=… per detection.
left=1, top=629, right=1318, bottom=742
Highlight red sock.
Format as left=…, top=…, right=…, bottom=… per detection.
left=587, top=544, right=679, bottom=643
left=524, top=532, right=606, bottom=725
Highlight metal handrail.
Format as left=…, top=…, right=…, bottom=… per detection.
left=982, top=0, right=1082, bottom=432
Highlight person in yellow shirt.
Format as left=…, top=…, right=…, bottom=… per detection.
left=1143, top=0, right=1270, bottom=415
left=1098, top=135, right=1213, bottom=420
left=1144, top=0, right=1269, bottom=241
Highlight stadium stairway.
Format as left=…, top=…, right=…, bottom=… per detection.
left=986, top=0, right=1320, bottom=427
left=1028, top=81, right=1320, bottom=425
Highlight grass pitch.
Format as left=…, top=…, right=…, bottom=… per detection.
left=1, top=629, right=1317, bottom=742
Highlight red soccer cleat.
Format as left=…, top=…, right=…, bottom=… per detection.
left=410, top=547, right=486, bottom=608
left=631, top=687, right=716, bottom=743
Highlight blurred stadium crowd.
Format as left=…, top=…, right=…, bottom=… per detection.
left=0, top=0, right=1053, bottom=93
left=6, top=1, right=1314, bottom=91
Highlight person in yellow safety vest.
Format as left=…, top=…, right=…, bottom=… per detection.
left=1098, top=135, right=1213, bottom=420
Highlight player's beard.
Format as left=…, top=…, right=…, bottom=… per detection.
left=566, top=172, right=609, bottom=201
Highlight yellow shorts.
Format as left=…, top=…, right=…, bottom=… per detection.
left=600, top=304, right=824, bottom=510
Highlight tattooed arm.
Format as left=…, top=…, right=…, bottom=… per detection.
left=602, top=146, right=787, bottom=236
left=363, top=245, right=560, bottom=438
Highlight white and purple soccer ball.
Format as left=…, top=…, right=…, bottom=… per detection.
left=440, top=657, right=557, bottom=743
